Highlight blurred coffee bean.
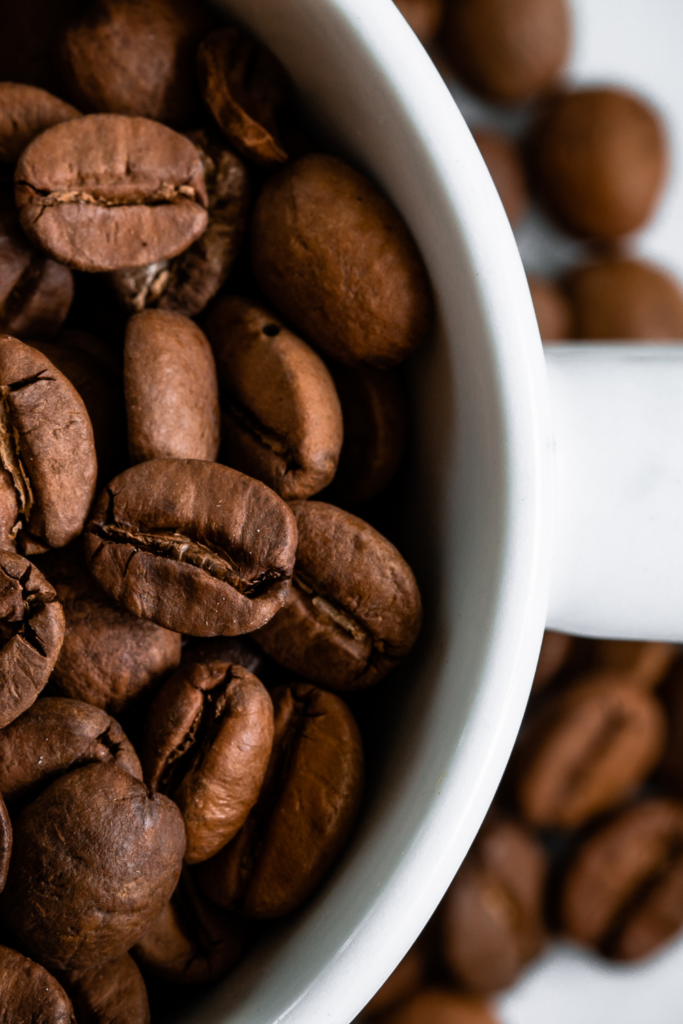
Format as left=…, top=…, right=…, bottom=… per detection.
left=61, top=954, right=150, bottom=1024
left=362, top=942, right=426, bottom=1017
left=592, top=640, right=678, bottom=690
left=0, top=945, right=74, bottom=1023
left=473, top=129, right=529, bottom=227
left=564, top=260, right=683, bottom=340
left=532, top=630, right=574, bottom=693
left=527, top=275, right=573, bottom=342
left=0, top=83, right=80, bottom=163
left=375, top=989, right=499, bottom=1024
left=393, top=0, right=443, bottom=45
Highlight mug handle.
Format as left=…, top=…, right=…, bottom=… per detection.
left=545, top=343, right=683, bottom=641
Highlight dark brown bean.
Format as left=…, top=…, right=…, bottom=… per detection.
left=15, top=114, right=209, bottom=273
left=0, top=83, right=80, bottom=163
left=254, top=501, right=422, bottom=690
left=473, top=129, right=529, bottom=227
left=124, top=310, right=220, bottom=464
left=0, top=550, right=64, bottom=729
left=527, top=275, right=573, bottom=342
left=84, top=459, right=298, bottom=637
left=0, top=763, right=186, bottom=972
left=0, top=945, right=75, bottom=1024
left=561, top=799, right=683, bottom=960
left=196, top=683, right=363, bottom=918
left=197, top=26, right=289, bottom=166
left=142, top=660, right=274, bottom=863
left=393, top=0, right=444, bottom=45
left=250, top=154, right=433, bottom=368
left=62, top=954, right=150, bottom=1024
left=375, top=990, right=498, bottom=1024
left=592, top=640, right=678, bottom=690
left=564, top=260, right=683, bottom=340
left=0, top=793, right=10, bottom=894
left=204, top=295, right=343, bottom=500
left=513, top=677, right=666, bottom=830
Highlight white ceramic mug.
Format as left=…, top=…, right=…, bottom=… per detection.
left=153, top=0, right=682, bottom=1021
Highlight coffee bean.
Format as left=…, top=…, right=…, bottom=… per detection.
left=15, top=114, right=209, bottom=273
left=513, top=677, right=666, bottom=830
left=84, top=459, right=298, bottom=636
left=204, top=296, right=343, bottom=500
left=62, top=954, right=150, bottom=1024
left=197, top=26, right=289, bottom=165
left=58, top=0, right=216, bottom=127
left=0, top=793, right=10, bottom=894
left=439, top=816, right=547, bottom=993
left=392, top=0, right=444, bottom=45
left=196, top=683, right=363, bottom=918
left=564, top=260, right=683, bottom=339
left=124, top=310, right=220, bottom=464
left=109, top=130, right=249, bottom=317
left=0, top=550, right=65, bottom=729
left=250, top=154, right=433, bottom=368
left=133, top=870, right=247, bottom=984
left=143, top=659, right=274, bottom=863
left=0, top=762, right=185, bottom=971
left=531, top=89, right=667, bottom=238
left=592, top=640, right=678, bottom=690
left=527, top=275, right=573, bottom=343
left=0, top=697, right=142, bottom=810
left=254, top=501, right=422, bottom=690
left=441, top=0, right=570, bottom=104
left=0, top=336, right=97, bottom=554
left=0, top=945, right=75, bottom=1024
left=374, top=989, right=498, bottom=1024
left=561, top=798, right=683, bottom=960
left=472, top=129, right=529, bottom=227
left=0, top=83, right=80, bottom=163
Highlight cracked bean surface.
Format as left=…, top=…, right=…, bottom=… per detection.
left=0, top=946, right=75, bottom=1024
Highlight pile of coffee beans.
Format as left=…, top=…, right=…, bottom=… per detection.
left=0, top=0, right=433, bottom=1019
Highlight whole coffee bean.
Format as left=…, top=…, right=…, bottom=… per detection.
left=0, top=793, right=10, bottom=893
left=250, top=154, right=433, bottom=368
left=0, top=550, right=65, bottom=729
left=375, top=990, right=498, bottom=1024
left=0, top=83, right=80, bottom=163
left=527, top=275, right=573, bottom=342
left=0, top=336, right=97, bottom=554
left=439, top=816, right=547, bottom=993
left=133, top=870, right=246, bottom=984
left=0, top=203, right=74, bottom=340
left=39, top=546, right=181, bottom=717
left=197, top=27, right=289, bottom=166
left=143, top=659, right=274, bottom=863
left=204, top=296, right=343, bottom=500
left=124, top=310, right=220, bottom=464
left=58, top=0, right=216, bottom=127
left=592, top=640, right=678, bottom=690
left=441, top=0, right=570, bottom=104
left=564, top=260, right=683, bottom=340
left=0, top=762, right=186, bottom=971
left=196, top=683, right=363, bottom=917
left=0, top=945, right=75, bottom=1024
left=561, top=798, right=683, bottom=960
left=83, top=459, right=298, bottom=636
left=62, top=954, right=150, bottom=1024
left=513, top=678, right=666, bottom=830
left=329, top=364, right=406, bottom=505
left=472, top=129, right=529, bottom=227
left=362, top=942, right=426, bottom=1017
left=531, top=89, right=667, bottom=238
left=532, top=630, right=574, bottom=693
left=109, top=130, right=249, bottom=317
left=392, top=0, right=443, bottom=45
left=0, top=697, right=142, bottom=810
left=15, top=114, right=209, bottom=273
left=254, top=501, right=422, bottom=690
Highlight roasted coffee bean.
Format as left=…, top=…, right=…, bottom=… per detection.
left=362, top=942, right=426, bottom=1017
left=196, top=683, right=363, bottom=917
left=441, top=0, right=570, bottom=104
left=15, top=114, right=209, bottom=273
left=375, top=990, right=499, bottom=1024
left=58, top=0, right=216, bottom=127
left=197, top=26, right=289, bottom=166
left=133, top=870, right=246, bottom=984
left=532, top=630, right=574, bottom=693
left=204, top=296, right=343, bottom=500
left=472, top=129, right=529, bottom=227
left=143, top=659, right=274, bottom=863
left=84, top=458, right=298, bottom=637
left=124, top=310, right=220, bottom=464
left=513, top=677, right=666, bottom=830
left=62, top=954, right=150, bottom=1024
left=439, top=816, right=547, bottom=993
left=0, top=336, right=97, bottom=554
left=528, top=275, right=573, bottom=342
left=0, top=697, right=142, bottom=810
left=0, top=945, right=75, bottom=1024
left=39, top=545, right=181, bottom=717
left=560, top=798, right=683, bottom=960
left=564, top=260, right=683, bottom=340
left=0, top=202, right=74, bottom=341
left=531, top=89, right=667, bottom=239
left=592, top=640, right=678, bottom=690
left=109, top=130, right=249, bottom=317
left=0, top=551, right=64, bottom=729
left=0, top=83, right=80, bottom=163
left=329, top=364, right=406, bottom=505
left=392, top=0, right=443, bottom=45
left=250, top=154, right=433, bottom=368
left=254, top=501, right=422, bottom=690
left=0, top=793, right=10, bottom=893
left=0, top=762, right=185, bottom=971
